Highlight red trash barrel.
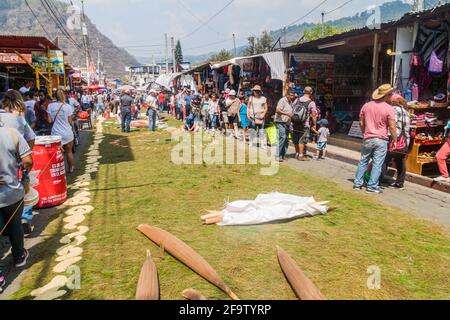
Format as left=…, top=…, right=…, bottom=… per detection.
left=32, top=136, right=67, bottom=209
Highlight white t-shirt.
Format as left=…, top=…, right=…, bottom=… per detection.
left=97, top=94, right=104, bottom=105
left=81, top=95, right=89, bottom=104
left=146, top=95, right=157, bottom=109
left=249, top=96, right=267, bottom=119
left=47, top=102, right=74, bottom=145
left=24, top=100, right=36, bottom=112
left=208, top=100, right=219, bottom=115
left=68, top=97, right=80, bottom=109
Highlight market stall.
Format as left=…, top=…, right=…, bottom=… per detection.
left=211, top=52, right=286, bottom=118
left=0, top=35, right=68, bottom=96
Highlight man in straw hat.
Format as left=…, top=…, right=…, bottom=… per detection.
left=354, top=84, right=398, bottom=194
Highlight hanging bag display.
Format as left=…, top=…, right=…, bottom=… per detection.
left=429, top=50, right=444, bottom=75
left=428, top=33, right=444, bottom=76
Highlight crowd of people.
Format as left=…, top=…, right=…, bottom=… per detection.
left=0, top=83, right=96, bottom=291
left=1, top=80, right=449, bottom=293
left=162, top=85, right=330, bottom=163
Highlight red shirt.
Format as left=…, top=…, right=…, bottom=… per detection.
left=360, top=101, right=395, bottom=140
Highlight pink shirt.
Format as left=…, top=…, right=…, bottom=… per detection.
left=360, top=101, right=395, bottom=140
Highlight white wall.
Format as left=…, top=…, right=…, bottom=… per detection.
left=394, top=24, right=418, bottom=92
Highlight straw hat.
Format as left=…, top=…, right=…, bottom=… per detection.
left=251, top=85, right=262, bottom=92
left=372, top=84, right=395, bottom=100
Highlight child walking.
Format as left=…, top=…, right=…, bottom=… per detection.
left=315, top=119, right=330, bottom=160
left=239, top=96, right=250, bottom=141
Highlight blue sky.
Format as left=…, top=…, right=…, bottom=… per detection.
left=70, top=0, right=410, bottom=58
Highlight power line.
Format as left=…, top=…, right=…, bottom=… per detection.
left=24, top=0, right=52, bottom=39
left=176, top=0, right=223, bottom=37
left=288, top=0, right=329, bottom=26
left=46, top=0, right=82, bottom=47
left=324, top=0, right=353, bottom=15
left=39, top=0, right=83, bottom=49
left=181, top=0, right=235, bottom=40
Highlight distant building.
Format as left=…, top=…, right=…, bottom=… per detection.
left=156, top=62, right=191, bottom=74
left=127, top=64, right=161, bottom=87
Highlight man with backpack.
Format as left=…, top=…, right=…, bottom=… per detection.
left=291, top=87, right=318, bottom=161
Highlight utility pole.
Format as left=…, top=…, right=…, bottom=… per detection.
left=165, top=33, right=169, bottom=75
left=232, top=33, right=237, bottom=57
left=152, top=55, right=155, bottom=80
left=282, top=26, right=287, bottom=48
left=321, top=12, right=325, bottom=37
left=81, top=0, right=90, bottom=86
left=171, top=36, right=176, bottom=73
left=97, top=48, right=100, bottom=84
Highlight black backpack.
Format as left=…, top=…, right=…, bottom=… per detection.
left=292, top=99, right=310, bottom=129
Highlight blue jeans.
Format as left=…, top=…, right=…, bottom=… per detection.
left=148, top=109, right=157, bottom=131
left=121, top=111, right=132, bottom=132
left=209, top=114, right=217, bottom=129
left=276, top=123, right=289, bottom=158
left=354, top=138, right=389, bottom=190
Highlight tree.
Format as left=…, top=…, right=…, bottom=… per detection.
left=256, top=31, right=273, bottom=54
left=244, top=36, right=257, bottom=56
left=303, top=24, right=347, bottom=42
left=175, top=40, right=183, bottom=65
left=210, top=49, right=233, bottom=62
left=244, top=32, right=273, bottom=56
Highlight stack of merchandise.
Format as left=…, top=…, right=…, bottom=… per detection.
left=413, top=114, right=427, bottom=127
left=425, top=113, right=438, bottom=128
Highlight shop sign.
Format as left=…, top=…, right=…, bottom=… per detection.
left=0, top=53, right=32, bottom=64
left=31, top=50, right=65, bottom=74
left=290, top=53, right=335, bottom=63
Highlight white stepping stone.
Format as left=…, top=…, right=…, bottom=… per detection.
left=53, top=256, right=82, bottom=273
left=31, top=275, right=68, bottom=297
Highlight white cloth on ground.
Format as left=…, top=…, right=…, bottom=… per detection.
left=218, top=193, right=328, bottom=226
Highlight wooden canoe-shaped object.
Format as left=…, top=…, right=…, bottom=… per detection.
left=136, top=250, right=159, bottom=300
left=182, top=288, right=208, bottom=300
left=277, top=246, right=326, bottom=300
left=137, top=224, right=239, bottom=300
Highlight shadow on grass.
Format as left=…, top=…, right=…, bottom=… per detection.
left=99, top=132, right=135, bottom=165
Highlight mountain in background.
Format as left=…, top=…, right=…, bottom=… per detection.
left=0, top=0, right=138, bottom=78
left=183, top=0, right=446, bottom=65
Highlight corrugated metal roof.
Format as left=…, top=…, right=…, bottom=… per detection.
left=0, top=34, right=62, bottom=52
left=284, top=3, right=450, bottom=52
